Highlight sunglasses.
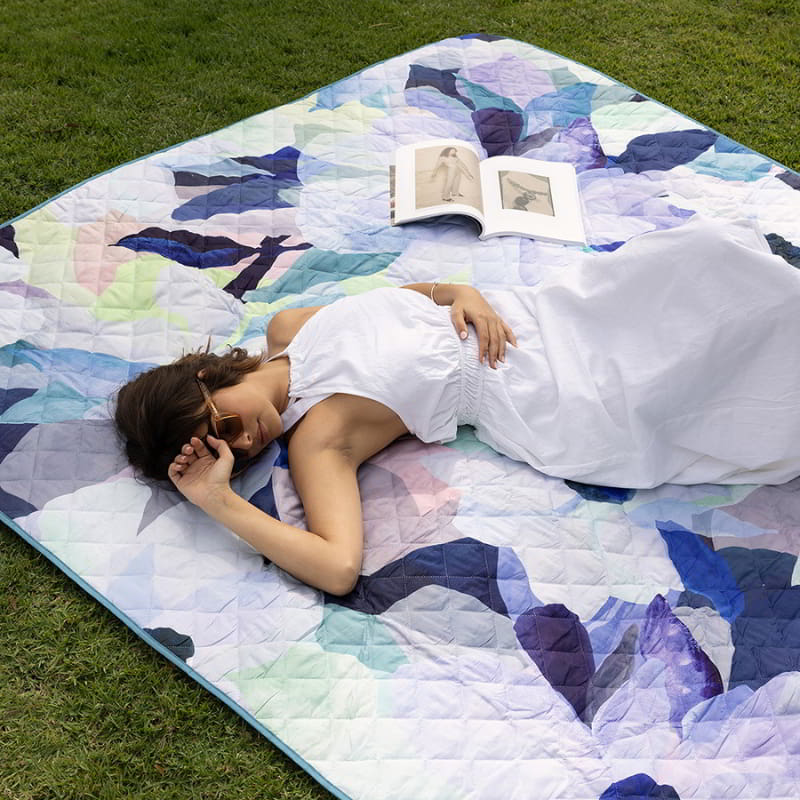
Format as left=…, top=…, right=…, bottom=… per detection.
left=196, top=378, right=253, bottom=477
left=196, top=378, right=244, bottom=442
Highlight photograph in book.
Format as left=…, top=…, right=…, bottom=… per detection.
left=392, top=138, right=586, bottom=245
left=499, top=170, right=555, bottom=216
left=415, top=145, right=482, bottom=213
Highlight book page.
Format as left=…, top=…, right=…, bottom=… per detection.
left=393, top=139, right=484, bottom=225
left=480, top=157, right=586, bottom=245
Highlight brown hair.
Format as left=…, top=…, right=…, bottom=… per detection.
left=114, top=346, right=264, bottom=484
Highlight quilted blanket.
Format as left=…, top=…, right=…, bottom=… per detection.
left=3, top=35, right=800, bottom=800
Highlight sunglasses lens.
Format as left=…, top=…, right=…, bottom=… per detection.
left=214, top=415, right=243, bottom=442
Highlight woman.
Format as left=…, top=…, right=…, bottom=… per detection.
left=116, top=281, right=512, bottom=596
left=115, top=217, right=800, bottom=595
left=431, top=147, right=475, bottom=201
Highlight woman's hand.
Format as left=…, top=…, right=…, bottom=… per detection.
left=167, top=435, right=235, bottom=509
left=448, top=285, right=517, bottom=368
left=401, top=282, right=519, bottom=367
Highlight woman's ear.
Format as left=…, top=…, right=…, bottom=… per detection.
left=197, top=369, right=206, bottom=379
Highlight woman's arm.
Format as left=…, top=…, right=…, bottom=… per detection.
left=401, top=282, right=517, bottom=368
left=456, top=159, right=474, bottom=179
left=169, top=435, right=362, bottom=595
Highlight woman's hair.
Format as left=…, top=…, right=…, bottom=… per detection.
left=114, top=346, right=264, bottom=484
left=439, top=147, right=456, bottom=157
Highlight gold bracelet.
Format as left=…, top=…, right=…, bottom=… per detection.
left=430, top=281, right=440, bottom=305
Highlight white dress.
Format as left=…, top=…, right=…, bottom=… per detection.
left=274, top=217, right=800, bottom=488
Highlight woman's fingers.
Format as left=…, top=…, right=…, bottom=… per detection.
left=168, top=451, right=194, bottom=488
left=450, top=306, right=469, bottom=340
left=496, top=319, right=518, bottom=365
left=170, top=437, right=216, bottom=479
left=503, top=320, right=518, bottom=349
left=475, top=317, right=490, bottom=365
left=205, top=433, right=229, bottom=455
left=480, top=316, right=509, bottom=368
left=484, top=321, right=495, bottom=368
left=189, top=435, right=211, bottom=455
left=491, top=321, right=505, bottom=368
left=167, top=437, right=237, bottom=508
left=464, top=312, right=500, bottom=368
left=495, top=320, right=506, bottom=365
left=205, top=434, right=236, bottom=472
left=486, top=318, right=517, bottom=368
left=173, top=443, right=199, bottom=468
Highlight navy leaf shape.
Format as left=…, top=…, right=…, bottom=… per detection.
left=0, top=225, right=18, bottom=258
left=608, top=129, right=717, bottom=173
left=115, top=227, right=258, bottom=269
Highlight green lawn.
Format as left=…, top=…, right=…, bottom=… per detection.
left=1, top=1, right=798, bottom=798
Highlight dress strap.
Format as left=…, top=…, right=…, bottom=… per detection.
left=266, top=347, right=288, bottom=363
left=267, top=339, right=332, bottom=433
left=281, top=394, right=332, bottom=432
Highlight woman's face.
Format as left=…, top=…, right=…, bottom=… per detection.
left=193, top=371, right=283, bottom=460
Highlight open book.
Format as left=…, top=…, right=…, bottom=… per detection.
left=391, top=138, right=586, bottom=245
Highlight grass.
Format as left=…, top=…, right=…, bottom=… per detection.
left=1, top=0, right=798, bottom=797
left=2, top=541, right=326, bottom=799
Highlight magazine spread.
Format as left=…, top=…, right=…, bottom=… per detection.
left=391, top=138, right=586, bottom=245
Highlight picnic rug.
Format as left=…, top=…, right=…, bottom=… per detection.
left=2, top=34, right=800, bottom=800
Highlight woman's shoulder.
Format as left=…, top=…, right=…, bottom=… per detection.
left=266, top=305, right=325, bottom=356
